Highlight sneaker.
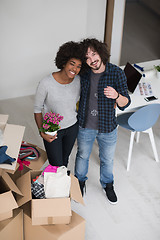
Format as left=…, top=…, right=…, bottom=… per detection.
left=104, top=182, right=118, bottom=204
left=78, top=180, right=86, bottom=197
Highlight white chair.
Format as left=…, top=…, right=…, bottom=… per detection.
left=117, top=104, right=160, bottom=171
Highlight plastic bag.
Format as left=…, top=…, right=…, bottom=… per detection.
left=44, top=166, right=71, bottom=198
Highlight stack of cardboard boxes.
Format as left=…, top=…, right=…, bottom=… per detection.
left=0, top=114, right=85, bottom=240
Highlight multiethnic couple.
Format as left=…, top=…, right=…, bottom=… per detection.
left=34, top=38, right=131, bottom=204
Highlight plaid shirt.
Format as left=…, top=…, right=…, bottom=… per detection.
left=78, top=62, right=131, bottom=133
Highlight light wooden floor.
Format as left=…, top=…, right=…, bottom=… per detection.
left=0, top=94, right=160, bottom=240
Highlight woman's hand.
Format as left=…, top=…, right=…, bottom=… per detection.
left=40, top=132, right=57, bottom=143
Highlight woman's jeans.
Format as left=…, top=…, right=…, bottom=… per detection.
left=75, top=127, right=117, bottom=188
left=43, top=122, right=79, bottom=167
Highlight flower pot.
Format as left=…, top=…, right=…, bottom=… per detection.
left=156, top=71, right=160, bottom=79
left=45, top=131, right=57, bottom=136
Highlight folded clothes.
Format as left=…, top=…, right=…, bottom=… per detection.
left=33, top=174, right=44, bottom=185
left=42, top=164, right=59, bottom=176
left=31, top=181, right=45, bottom=199
left=19, top=141, right=40, bottom=160
left=0, top=145, right=16, bottom=165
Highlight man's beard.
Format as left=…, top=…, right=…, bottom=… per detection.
left=91, top=60, right=103, bottom=71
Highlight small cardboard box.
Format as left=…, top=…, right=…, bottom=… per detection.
left=16, top=170, right=84, bottom=225
left=0, top=208, right=23, bottom=240
left=23, top=205, right=85, bottom=240
left=0, top=114, right=25, bottom=173
left=0, top=169, right=23, bottom=221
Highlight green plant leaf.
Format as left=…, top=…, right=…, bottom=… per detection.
left=154, top=65, right=160, bottom=72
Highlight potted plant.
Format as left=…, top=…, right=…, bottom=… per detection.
left=39, top=112, right=63, bottom=136
left=154, top=65, right=160, bottom=79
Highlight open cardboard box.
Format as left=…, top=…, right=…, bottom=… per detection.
left=0, top=114, right=46, bottom=173
left=7, top=144, right=47, bottom=183
left=8, top=145, right=48, bottom=180
left=0, top=208, right=23, bottom=240
left=16, top=170, right=84, bottom=225
left=0, top=169, right=23, bottom=221
left=23, top=202, right=85, bottom=240
left=0, top=114, right=25, bottom=173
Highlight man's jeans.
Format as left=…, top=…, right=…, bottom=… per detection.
left=75, top=127, right=117, bottom=188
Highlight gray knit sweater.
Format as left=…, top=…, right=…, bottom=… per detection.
left=34, top=74, right=80, bottom=129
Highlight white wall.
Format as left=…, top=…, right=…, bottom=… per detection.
left=110, top=0, right=126, bottom=66
left=86, top=0, right=107, bottom=39
left=0, top=0, right=106, bottom=100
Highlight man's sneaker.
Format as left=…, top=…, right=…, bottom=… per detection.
left=78, top=180, right=86, bottom=197
left=104, top=182, right=118, bottom=204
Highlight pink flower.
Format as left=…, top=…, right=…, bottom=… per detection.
left=43, top=124, right=50, bottom=129
left=40, top=112, right=63, bottom=132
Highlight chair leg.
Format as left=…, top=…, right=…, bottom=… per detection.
left=136, top=132, right=140, bottom=143
left=127, top=131, right=136, bottom=171
left=147, top=128, right=159, bottom=162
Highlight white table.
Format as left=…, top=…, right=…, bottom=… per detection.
left=117, top=59, right=160, bottom=115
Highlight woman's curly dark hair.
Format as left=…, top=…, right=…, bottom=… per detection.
left=80, top=38, right=110, bottom=71
left=55, top=41, right=85, bottom=72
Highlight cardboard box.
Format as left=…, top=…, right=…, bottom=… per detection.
left=16, top=170, right=84, bottom=225
left=24, top=206, right=85, bottom=240
left=8, top=164, right=30, bottom=184
left=0, top=169, right=23, bottom=221
left=7, top=144, right=47, bottom=183
left=0, top=208, right=23, bottom=240
left=0, top=191, right=18, bottom=221
left=7, top=145, right=47, bottom=181
left=0, top=114, right=8, bottom=131
left=0, top=114, right=25, bottom=173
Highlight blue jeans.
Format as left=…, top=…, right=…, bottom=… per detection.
left=75, top=127, right=117, bottom=188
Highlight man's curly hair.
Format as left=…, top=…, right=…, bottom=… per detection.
left=80, top=38, right=110, bottom=70
left=55, top=41, right=85, bottom=71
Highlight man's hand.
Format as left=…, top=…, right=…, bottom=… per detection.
left=104, top=86, right=118, bottom=99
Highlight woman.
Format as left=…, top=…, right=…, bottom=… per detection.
left=34, top=41, right=84, bottom=167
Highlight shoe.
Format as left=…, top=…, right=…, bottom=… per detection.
left=78, top=180, right=86, bottom=197
left=104, top=182, right=118, bottom=204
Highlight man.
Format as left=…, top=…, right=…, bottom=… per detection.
left=75, top=38, right=131, bottom=204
